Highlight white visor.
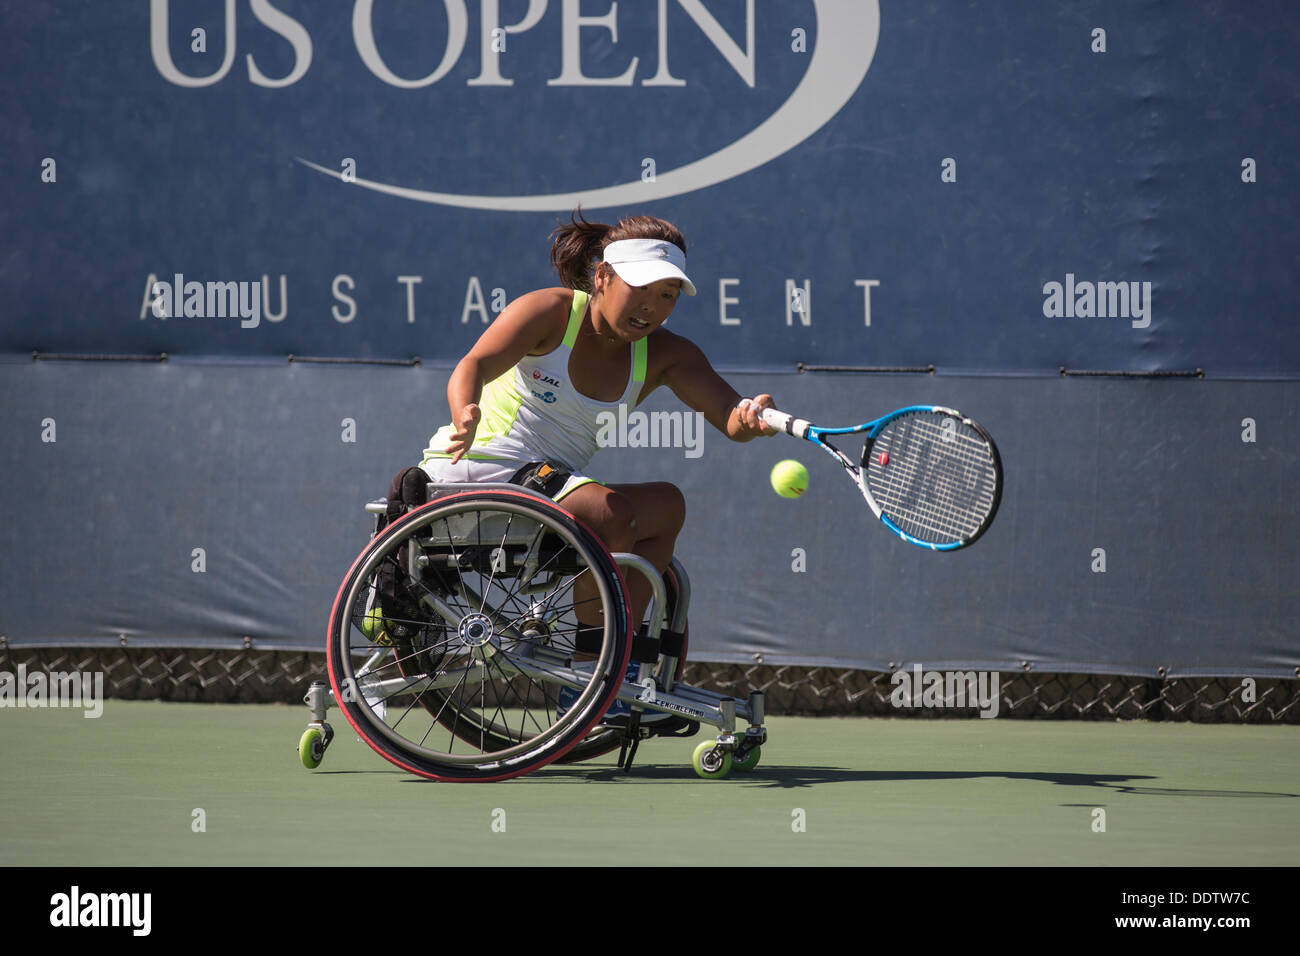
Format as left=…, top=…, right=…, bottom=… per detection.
left=602, top=238, right=696, bottom=296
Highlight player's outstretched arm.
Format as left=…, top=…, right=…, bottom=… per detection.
left=658, top=334, right=776, bottom=442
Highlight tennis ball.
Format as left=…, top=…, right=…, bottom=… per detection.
left=770, top=459, right=808, bottom=499
left=361, top=607, right=392, bottom=646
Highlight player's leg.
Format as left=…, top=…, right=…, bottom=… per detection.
left=604, top=481, right=686, bottom=627
left=558, top=480, right=686, bottom=633
left=553, top=481, right=687, bottom=728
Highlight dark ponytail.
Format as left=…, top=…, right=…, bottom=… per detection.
left=549, top=208, right=688, bottom=292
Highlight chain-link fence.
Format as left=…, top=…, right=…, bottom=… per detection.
left=2, top=646, right=1295, bottom=723
left=688, top=662, right=1299, bottom=723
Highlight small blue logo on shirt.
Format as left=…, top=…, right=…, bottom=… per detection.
left=531, top=389, right=558, bottom=404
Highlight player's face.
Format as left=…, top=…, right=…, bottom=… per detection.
left=596, top=268, right=681, bottom=339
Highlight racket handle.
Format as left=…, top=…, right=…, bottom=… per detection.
left=761, top=407, right=812, bottom=439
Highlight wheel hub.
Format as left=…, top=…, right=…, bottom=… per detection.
left=517, top=615, right=549, bottom=641
left=458, top=612, right=494, bottom=648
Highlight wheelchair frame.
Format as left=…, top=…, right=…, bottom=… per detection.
left=300, top=482, right=766, bottom=781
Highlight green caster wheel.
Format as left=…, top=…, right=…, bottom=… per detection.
left=692, top=740, right=733, bottom=779
left=732, top=744, right=761, bottom=772
left=300, top=722, right=333, bottom=770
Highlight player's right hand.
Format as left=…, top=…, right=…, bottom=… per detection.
left=448, top=403, right=481, bottom=464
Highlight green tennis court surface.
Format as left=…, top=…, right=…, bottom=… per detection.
left=2, top=701, right=1296, bottom=866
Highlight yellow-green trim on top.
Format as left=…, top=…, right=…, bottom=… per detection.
left=562, top=289, right=587, bottom=348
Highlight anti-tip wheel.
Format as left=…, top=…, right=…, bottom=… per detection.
left=299, top=724, right=331, bottom=770
left=692, top=740, right=733, bottom=779
left=732, top=744, right=761, bottom=772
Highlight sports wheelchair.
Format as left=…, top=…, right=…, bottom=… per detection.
left=299, top=482, right=766, bottom=782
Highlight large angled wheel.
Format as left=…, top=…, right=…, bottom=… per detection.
left=326, top=490, right=631, bottom=782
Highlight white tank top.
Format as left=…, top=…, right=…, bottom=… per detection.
left=423, top=290, right=648, bottom=472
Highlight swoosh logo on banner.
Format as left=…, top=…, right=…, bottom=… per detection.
left=297, top=0, right=879, bottom=211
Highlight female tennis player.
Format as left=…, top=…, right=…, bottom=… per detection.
left=415, top=210, right=777, bottom=652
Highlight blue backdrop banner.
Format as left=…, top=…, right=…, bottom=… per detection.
left=3, top=1, right=1299, bottom=375
left=2, top=2, right=1297, bottom=676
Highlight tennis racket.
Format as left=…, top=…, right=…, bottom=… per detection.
left=761, top=405, right=1003, bottom=550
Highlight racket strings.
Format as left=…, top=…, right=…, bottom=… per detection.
left=878, top=423, right=997, bottom=540
left=872, top=439, right=992, bottom=541
left=879, top=427, right=996, bottom=538
left=867, top=414, right=999, bottom=544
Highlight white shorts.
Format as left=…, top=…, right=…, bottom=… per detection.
left=419, top=457, right=600, bottom=502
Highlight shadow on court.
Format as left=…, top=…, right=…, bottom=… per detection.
left=511, top=764, right=1300, bottom=799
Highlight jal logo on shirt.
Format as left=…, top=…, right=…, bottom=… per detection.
left=532, top=369, right=562, bottom=389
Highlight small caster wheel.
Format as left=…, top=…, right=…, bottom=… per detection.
left=300, top=722, right=333, bottom=770
left=732, top=744, right=761, bottom=772
left=692, top=740, right=732, bottom=779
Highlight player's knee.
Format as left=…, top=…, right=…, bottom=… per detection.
left=595, top=490, right=638, bottom=553
left=657, top=482, right=686, bottom=535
